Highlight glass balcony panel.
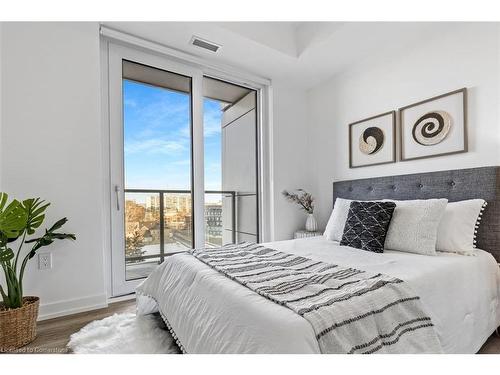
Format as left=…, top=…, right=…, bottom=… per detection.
left=205, top=192, right=235, bottom=247
left=124, top=192, right=161, bottom=281
left=126, top=257, right=161, bottom=280
left=163, top=192, right=193, bottom=252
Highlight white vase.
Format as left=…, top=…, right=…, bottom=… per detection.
left=305, top=213, right=318, bottom=232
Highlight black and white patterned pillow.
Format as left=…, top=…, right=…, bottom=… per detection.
left=340, top=201, right=396, bottom=253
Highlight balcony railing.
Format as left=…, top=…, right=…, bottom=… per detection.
left=124, top=189, right=236, bottom=266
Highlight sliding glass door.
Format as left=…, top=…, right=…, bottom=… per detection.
left=108, top=44, right=260, bottom=296
left=122, top=60, right=194, bottom=281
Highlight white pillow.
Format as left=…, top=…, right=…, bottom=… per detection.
left=436, top=199, right=487, bottom=255
left=384, top=199, right=448, bottom=255
left=324, top=198, right=352, bottom=242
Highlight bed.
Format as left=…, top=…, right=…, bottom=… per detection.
left=136, top=167, right=500, bottom=353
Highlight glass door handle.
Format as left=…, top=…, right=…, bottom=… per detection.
left=114, top=185, right=120, bottom=211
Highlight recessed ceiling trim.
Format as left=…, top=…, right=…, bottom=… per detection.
left=190, top=35, right=221, bottom=53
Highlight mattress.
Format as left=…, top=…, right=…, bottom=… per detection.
left=136, top=237, right=500, bottom=353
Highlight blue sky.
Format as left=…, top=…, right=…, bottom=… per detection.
left=123, top=79, right=222, bottom=193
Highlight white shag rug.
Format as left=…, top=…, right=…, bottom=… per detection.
left=67, top=313, right=181, bottom=354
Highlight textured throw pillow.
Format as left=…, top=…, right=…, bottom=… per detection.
left=340, top=201, right=396, bottom=253
left=384, top=199, right=448, bottom=255
left=324, top=198, right=352, bottom=242
left=436, top=199, right=487, bottom=255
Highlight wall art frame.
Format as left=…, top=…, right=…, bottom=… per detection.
left=348, top=110, right=396, bottom=168
left=399, top=88, right=467, bottom=162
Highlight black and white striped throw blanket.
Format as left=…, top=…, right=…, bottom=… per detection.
left=190, top=242, right=442, bottom=354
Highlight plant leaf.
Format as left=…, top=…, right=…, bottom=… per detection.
left=48, top=217, right=68, bottom=232
left=22, top=198, right=50, bottom=235
left=0, top=193, right=8, bottom=212
left=0, top=247, right=15, bottom=262
left=24, top=217, right=75, bottom=259
left=0, top=197, right=28, bottom=238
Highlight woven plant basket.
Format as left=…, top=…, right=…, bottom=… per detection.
left=0, top=296, right=39, bottom=352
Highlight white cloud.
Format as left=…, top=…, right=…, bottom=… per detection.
left=125, top=138, right=187, bottom=155
left=124, top=98, right=137, bottom=108
left=133, top=98, right=190, bottom=127
left=170, top=159, right=191, bottom=166
left=203, top=110, right=222, bottom=137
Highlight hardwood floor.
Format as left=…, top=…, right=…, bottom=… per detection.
left=478, top=332, right=500, bottom=354
left=17, top=299, right=136, bottom=354
left=8, top=298, right=500, bottom=353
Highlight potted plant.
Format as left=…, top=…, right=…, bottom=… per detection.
left=282, top=189, right=317, bottom=232
left=0, top=193, right=75, bottom=351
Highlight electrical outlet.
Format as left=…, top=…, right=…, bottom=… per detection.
left=38, top=253, right=52, bottom=270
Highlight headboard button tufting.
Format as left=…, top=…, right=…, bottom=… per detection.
left=332, top=167, right=500, bottom=263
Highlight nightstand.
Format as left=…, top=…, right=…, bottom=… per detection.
left=294, top=230, right=323, bottom=239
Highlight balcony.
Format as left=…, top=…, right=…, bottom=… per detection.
left=124, top=189, right=236, bottom=280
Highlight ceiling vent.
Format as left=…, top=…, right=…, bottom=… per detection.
left=190, top=36, right=221, bottom=53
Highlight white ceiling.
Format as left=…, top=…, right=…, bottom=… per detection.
left=104, top=22, right=460, bottom=89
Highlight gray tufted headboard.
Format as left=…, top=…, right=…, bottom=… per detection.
left=332, top=166, right=500, bottom=262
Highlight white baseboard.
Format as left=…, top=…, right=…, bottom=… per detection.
left=37, top=294, right=108, bottom=321
left=108, top=293, right=136, bottom=304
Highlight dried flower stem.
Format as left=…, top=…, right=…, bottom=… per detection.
left=281, top=189, right=314, bottom=214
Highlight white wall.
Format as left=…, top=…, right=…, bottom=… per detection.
left=0, top=22, right=310, bottom=318
left=1, top=22, right=107, bottom=319
left=272, top=82, right=311, bottom=240
left=307, top=23, right=500, bottom=228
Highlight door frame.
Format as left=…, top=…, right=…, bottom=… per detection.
left=107, top=43, right=204, bottom=296
left=100, top=31, right=273, bottom=298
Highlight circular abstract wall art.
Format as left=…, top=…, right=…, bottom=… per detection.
left=412, top=110, right=452, bottom=146
left=359, top=126, right=385, bottom=155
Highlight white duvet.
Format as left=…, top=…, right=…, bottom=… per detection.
left=136, top=237, right=500, bottom=353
